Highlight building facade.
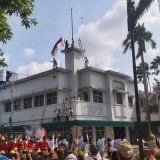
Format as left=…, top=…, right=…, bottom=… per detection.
left=0, top=46, right=159, bottom=143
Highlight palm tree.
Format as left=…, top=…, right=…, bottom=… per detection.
left=153, top=78, right=160, bottom=89
left=135, top=0, right=160, bottom=22
left=137, top=62, right=151, bottom=92
left=122, top=23, right=156, bottom=133
left=150, top=56, right=160, bottom=75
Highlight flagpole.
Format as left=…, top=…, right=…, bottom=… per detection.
left=71, top=8, right=74, bottom=47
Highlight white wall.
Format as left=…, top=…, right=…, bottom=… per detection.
left=79, top=72, right=91, bottom=88
left=90, top=72, right=105, bottom=89
left=107, top=74, right=136, bottom=121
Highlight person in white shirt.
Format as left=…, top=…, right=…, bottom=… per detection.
left=113, top=135, right=122, bottom=149
left=48, top=134, right=55, bottom=151
left=53, top=108, right=57, bottom=122
left=78, top=136, right=84, bottom=150
left=97, top=135, right=105, bottom=157
left=58, top=137, right=69, bottom=148
left=82, top=135, right=90, bottom=157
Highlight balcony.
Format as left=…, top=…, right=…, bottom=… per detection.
left=71, top=100, right=108, bottom=121
left=1, top=101, right=108, bottom=127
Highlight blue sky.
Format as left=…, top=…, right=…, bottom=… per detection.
left=1, top=0, right=160, bottom=90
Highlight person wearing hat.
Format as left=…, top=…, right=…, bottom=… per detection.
left=148, top=132, right=156, bottom=155
left=111, top=139, right=134, bottom=160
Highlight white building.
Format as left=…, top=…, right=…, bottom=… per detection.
left=0, top=45, right=159, bottom=143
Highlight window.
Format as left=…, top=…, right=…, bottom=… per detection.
left=116, top=93, right=123, bottom=105
left=5, top=102, right=11, bottom=112
left=82, top=91, right=89, bottom=101
left=24, top=98, right=32, bottom=109
left=14, top=100, right=21, bottom=110
left=35, top=95, right=44, bottom=107
left=128, top=97, right=133, bottom=107
left=47, top=92, right=57, bottom=105
left=93, top=91, right=102, bottom=103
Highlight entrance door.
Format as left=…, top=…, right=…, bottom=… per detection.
left=113, top=127, right=126, bottom=139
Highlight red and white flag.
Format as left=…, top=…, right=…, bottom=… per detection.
left=51, top=37, right=63, bottom=56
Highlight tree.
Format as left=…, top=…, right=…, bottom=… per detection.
left=122, top=23, right=156, bottom=132
left=0, top=49, right=7, bottom=67
left=150, top=56, right=160, bottom=75
left=135, top=0, right=160, bottom=22
left=123, top=23, right=156, bottom=58
left=137, top=62, right=152, bottom=92
left=153, top=78, right=160, bottom=90
left=0, top=0, right=37, bottom=67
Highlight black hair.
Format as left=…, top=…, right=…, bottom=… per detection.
left=90, top=145, right=98, bottom=155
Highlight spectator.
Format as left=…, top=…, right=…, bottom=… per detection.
left=84, top=145, right=101, bottom=160
left=96, top=135, right=105, bottom=157
left=111, top=139, right=133, bottom=160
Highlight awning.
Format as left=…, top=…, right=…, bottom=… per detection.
left=1, top=120, right=159, bottom=133
left=42, top=120, right=135, bottom=129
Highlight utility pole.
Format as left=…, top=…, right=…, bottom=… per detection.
left=9, top=82, right=13, bottom=139
left=127, top=0, right=144, bottom=159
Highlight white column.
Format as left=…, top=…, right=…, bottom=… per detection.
left=125, top=126, right=130, bottom=141
left=90, top=89, right=93, bottom=102
left=92, top=126, right=96, bottom=143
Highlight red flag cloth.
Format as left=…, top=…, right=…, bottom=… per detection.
left=51, top=37, right=63, bottom=55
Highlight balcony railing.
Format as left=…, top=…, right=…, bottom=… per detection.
left=1, top=101, right=108, bottom=126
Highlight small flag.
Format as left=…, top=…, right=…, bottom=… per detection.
left=51, top=37, right=63, bottom=56
left=3, top=71, right=12, bottom=89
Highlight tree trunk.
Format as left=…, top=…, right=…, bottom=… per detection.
left=141, top=53, right=151, bottom=134
left=147, top=75, right=151, bottom=93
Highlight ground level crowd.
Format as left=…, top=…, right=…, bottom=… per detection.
left=0, top=129, right=160, bottom=160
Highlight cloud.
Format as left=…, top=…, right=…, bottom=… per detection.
left=16, top=61, right=53, bottom=78
left=14, top=0, right=160, bottom=91
left=3, top=54, right=11, bottom=63
left=76, top=0, right=127, bottom=70
left=16, top=59, right=61, bottom=79
left=147, top=48, right=160, bottom=59
left=24, top=48, right=36, bottom=57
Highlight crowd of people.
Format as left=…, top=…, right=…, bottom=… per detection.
left=0, top=129, right=160, bottom=160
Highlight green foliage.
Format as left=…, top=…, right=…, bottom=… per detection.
left=143, top=103, right=158, bottom=113
left=0, top=0, right=37, bottom=67
left=150, top=56, right=160, bottom=75
left=0, top=49, right=7, bottom=67
left=136, top=62, right=150, bottom=82
left=152, top=78, right=160, bottom=90
left=149, top=103, right=158, bottom=113
left=135, top=0, right=154, bottom=22
left=122, top=23, right=156, bottom=58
